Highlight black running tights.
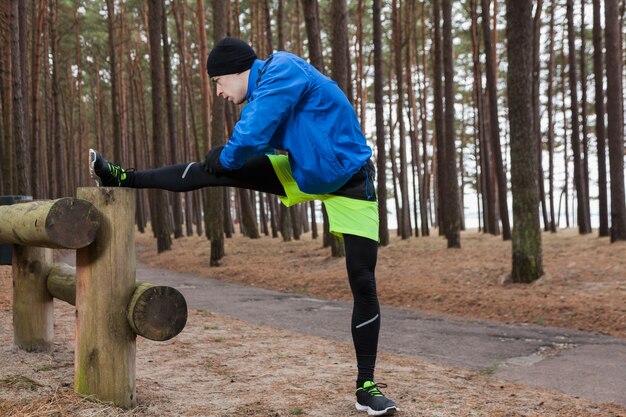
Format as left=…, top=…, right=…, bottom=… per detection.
left=129, top=156, right=381, bottom=385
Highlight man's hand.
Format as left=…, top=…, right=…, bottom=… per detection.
left=203, top=146, right=226, bottom=174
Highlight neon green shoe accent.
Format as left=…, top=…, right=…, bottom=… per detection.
left=357, top=381, right=384, bottom=397
left=107, top=162, right=128, bottom=186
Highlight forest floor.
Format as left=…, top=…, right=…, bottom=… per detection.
left=1, top=227, right=626, bottom=416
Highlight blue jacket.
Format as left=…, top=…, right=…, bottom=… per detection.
left=219, top=51, right=372, bottom=195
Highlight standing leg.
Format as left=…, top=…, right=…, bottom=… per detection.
left=345, top=234, right=397, bottom=415
left=343, top=233, right=380, bottom=386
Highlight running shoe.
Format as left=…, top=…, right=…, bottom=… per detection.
left=89, top=149, right=132, bottom=187
left=355, top=381, right=398, bottom=416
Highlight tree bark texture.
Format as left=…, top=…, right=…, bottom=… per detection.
left=506, top=0, right=543, bottom=283
left=604, top=0, right=626, bottom=241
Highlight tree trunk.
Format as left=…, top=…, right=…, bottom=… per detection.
left=482, top=0, right=511, bottom=239
left=162, top=0, right=183, bottom=239
left=580, top=0, right=591, bottom=232
left=442, top=0, right=461, bottom=248
left=373, top=0, right=389, bottom=245
left=30, top=0, right=45, bottom=198
left=471, top=0, right=497, bottom=235
left=405, top=0, right=421, bottom=237
left=208, top=0, right=228, bottom=264
left=547, top=0, right=557, bottom=232
left=506, top=0, right=543, bottom=283
left=532, top=0, right=548, bottom=231
left=419, top=1, right=430, bottom=236
left=0, top=1, right=13, bottom=194
left=301, top=0, right=324, bottom=71
left=566, top=0, right=591, bottom=234
left=239, top=189, right=260, bottom=239
left=147, top=0, right=172, bottom=253
left=605, top=0, right=626, bottom=241
left=12, top=0, right=31, bottom=195
left=106, top=0, right=123, bottom=163
left=433, top=0, right=446, bottom=234
left=393, top=0, right=411, bottom=239
left=593, top=0, right=609, bottom=237
left=173, top=0, right=195, bottom=237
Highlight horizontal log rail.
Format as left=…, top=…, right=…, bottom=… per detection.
left=47, top=263, right=187, bottom=341
left=0, top=197, right=100, bottom=249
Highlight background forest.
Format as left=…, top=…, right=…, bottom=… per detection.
left=1, top=0, right=625, bottom=281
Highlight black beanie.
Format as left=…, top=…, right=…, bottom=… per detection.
left=206, top=37, right=257, bottom=77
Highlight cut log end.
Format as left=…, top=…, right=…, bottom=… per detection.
left=46, top=198, right=101, bottom=248
left=127, top=284, right=187, bottom=341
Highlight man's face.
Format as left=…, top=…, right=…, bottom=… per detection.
left=212, top=71, right=249, bottom=105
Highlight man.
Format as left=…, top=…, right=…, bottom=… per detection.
left=90, top=37, right=397, bottom=416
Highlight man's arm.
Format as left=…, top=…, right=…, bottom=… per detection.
left=219, top=58, right=309, bottom=169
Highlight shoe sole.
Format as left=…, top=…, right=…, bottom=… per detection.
left=355, top=402, right=398, bottom=416
left=88, top=149, right=102, bottom=187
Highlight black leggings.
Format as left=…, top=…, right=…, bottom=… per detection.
left=130, top=156, right=381, bottom=385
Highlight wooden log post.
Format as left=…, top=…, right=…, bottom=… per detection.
left=75, top=187, right=137, bottom=409
left=47, top=263, right=188, bottom=341
left=12, top=245, right=53, bottom=351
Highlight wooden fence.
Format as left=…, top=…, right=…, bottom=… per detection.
left=0, top=187, right=187, bottom=409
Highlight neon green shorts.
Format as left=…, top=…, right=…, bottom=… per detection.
left=267, top=154, right=379, bottom=242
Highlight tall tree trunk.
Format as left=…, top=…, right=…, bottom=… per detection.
left=482, top=0, right=511, bottom=239
left=593, top=0, right=609, bottom=237
left=532, top=0, right=548, bottom=231
left=580, top=0, right=591, bottom=232
left=263, top=0, right=273, bottom=55
left=560, top=41, right=571, bottom=228
left=506, top=0, right=543, bottom=282
left=49, top=0, right=65, bottom=197
left=433, top=0, right=446, bottom=234
left=197, top=0, right=211, bottom=156
left=393, top=0, right=411, bottom=239
left=162, top=0, right=183, bottom=238
left=331, top=0, right=349, bottom=95
left=301, top=0, right=324, bottom=71
left=566, top=0, right=591, bottom=234
left=277, top=0, right=284, bottom=50
left=547, top=0, right=557, bottom=232
left=405, top=0, right=421, bottom=238
left=105, top=0, right=123, bottom=163
left=419, top=1, right=431, bottom=236
left=11, top=0, right=31, bottom=195
left=147, top=0, right=172, bottom=253
left=605, top=0, right=626, bottom=241
left=208, top=0, right=228, bottom=264
left=30, top=0, right=45, bottom=198
left=0, top=1, right=13, bottom=194
left=442, top=0, right=461, bottom=248
left=173, top=0, right=195, bottom=236
left=471, top=0, right=497, bottom=235
left=239, top=189, right=260, bottom=239
left=373, top=0, right=389, bottom=245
